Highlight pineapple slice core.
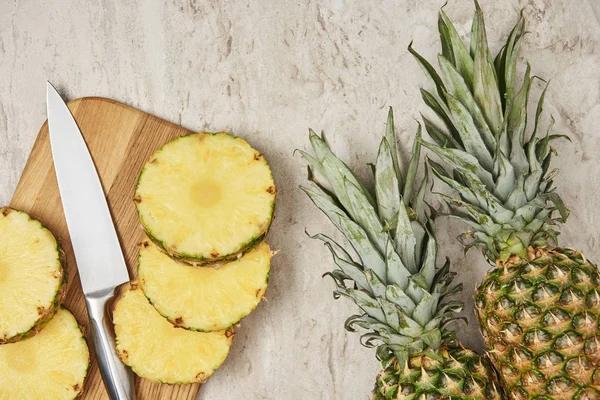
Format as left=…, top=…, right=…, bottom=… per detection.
left=139, top=240, right=271, bottom=331
left=135, top=132, right=276, bottom=263
left=0, top=308, right=89, bottom=399
left=113, top=284, right=233, bottom=384
left=191, top=180, right=223, bottom=208
left=0, top=208, right=64, bottom=342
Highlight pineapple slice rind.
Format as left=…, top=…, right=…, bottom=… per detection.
left=135, top=132, right=276, bottom=265
left=0, top=207, right=66, bottom=343
left=0, top=307, right=89, bottom=400
left=113, top=283, right=233, bottom=384
left=139, top=240, right=271, bottom=332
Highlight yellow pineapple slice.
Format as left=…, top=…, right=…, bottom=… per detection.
left=0, top=308, right=89, bottom=399
left=113, top=283, right=233, bottom=384
left=135, top=132, right=276, bottom=265
left=138, top=239, right=271, bottom=331
left=0, top=207, right=66, bottom=343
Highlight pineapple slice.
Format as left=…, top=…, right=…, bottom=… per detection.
left=0, top=308, right=89, bottom=399
left=138, top=239, right=271, bottom=332
left=0, top=207, right=66, bottom=343
left=135, top=132, right=276, bottom=265
left=113, top=283, right=233, bottom=384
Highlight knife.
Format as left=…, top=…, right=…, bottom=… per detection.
left=46, top=82, right=136, bottom=400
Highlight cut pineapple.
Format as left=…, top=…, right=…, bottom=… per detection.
left=0, top=207, right=66, bottom=343
left=0, top=308, right=89, bottom=399
left=135, top=132, right=276, bottom=265
left=113, top=283, right=233, bottom=384
left=138, top=239, right=271, bottom=332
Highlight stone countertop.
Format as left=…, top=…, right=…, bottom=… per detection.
left=1, top=0, right=600, bottom=399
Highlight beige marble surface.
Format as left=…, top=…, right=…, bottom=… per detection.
left=2, top=0, right=600, bottom=399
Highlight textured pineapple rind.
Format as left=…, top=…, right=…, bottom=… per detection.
left=476, top=246, right=600, bottom=399
left=135, top=132, right=276, bottom=266
left=145, top=228, right=269, bottom=267
left=0, top=207, right=68, bottom=344
left=138, top=241, right=271, bottom=332
left=371, top=345, right=505, bottom=400
left=112, top=282, right=234, bottom=384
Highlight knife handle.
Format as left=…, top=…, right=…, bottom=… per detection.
left=86, top=288, right=136, bottom=400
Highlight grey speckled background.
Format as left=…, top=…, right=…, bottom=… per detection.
left=1, top=0, right=600, bottom=399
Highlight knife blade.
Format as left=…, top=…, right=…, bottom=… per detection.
left=46, top=81, right=135, bottom=400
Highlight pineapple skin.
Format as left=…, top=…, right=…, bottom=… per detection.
left=476, top=247, right=600, bottom=399
left=135, top=132, right=276, bottom=267
left=373, top=346, right=503, bottom=400
left=0, top=207, right=68, bottom=344
left=146, top=227, right=269, bottom=267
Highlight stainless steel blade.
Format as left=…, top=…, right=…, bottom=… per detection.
left=46, top=82, right=130, bottom=295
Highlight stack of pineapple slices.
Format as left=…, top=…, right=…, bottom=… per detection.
left=113, top=132, right=276, bottom=384
left=0, top=207, right=90, bottom=399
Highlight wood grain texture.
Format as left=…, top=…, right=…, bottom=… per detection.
left=10, top=97, right=201, bottom=400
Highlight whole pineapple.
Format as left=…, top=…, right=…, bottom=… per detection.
left=300, top=109, right=503, bottom=399
left=412, top=2, right=600, bottom=398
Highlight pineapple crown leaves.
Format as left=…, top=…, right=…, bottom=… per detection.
left=411, top=1, right=570, bottom=262
left=299, top=108, right=465, bottom=366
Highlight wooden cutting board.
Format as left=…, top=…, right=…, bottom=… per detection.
left=10, top=97, right=203, bottom=400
